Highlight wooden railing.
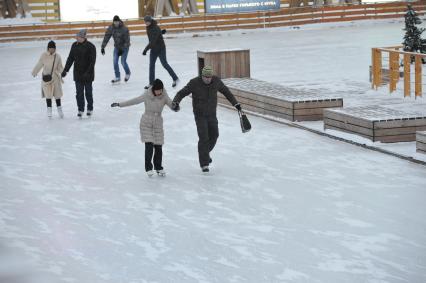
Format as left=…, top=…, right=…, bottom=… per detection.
left=0, top=1, right=424, bottom=42
left=0, top=0, right=60, bottom=22
left=372, top=46, right=426, bottom=98
left=27, top=0, right=60, bottom=22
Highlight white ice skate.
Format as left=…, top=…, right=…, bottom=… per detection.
left=201, top=166, right=209, bottom=173
left=77, top=111, right=83, bottom=119
left=57, top=106, right=64, bottom=119
left=124, top=74, right=131, bottom=82
left=87, top=110, right=92, bottom=117
left=111, top=78, right=120, bottom=84
left=47, top=107, right=52, bottom=118
left=146, top=170, right=155, bottom=177
left=156, top=169, right=166, bottom=177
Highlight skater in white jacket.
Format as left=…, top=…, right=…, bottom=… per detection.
left=32, top=40, right=64, bottom=118
left=111, top=79, right=177, bottom=177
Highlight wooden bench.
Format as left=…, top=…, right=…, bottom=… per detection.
left=324, top=104, right=426, bottom=143
left=221, top=78, right=343, bottom=121
left=417, top=131, right=426, bottom=154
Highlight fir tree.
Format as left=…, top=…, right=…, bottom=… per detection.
left=402, top=4, right=426, bottom=63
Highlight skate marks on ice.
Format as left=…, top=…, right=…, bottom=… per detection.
left=1, top=27, right=426, bottom=281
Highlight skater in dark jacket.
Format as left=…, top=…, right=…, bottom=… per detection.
left=142, top=15, right=178, bottom=89
left=62, top=29, right=97, bottom=118
left=172, top=66, right=242, bottom=173
left=101, top=15, right=131, bottom=83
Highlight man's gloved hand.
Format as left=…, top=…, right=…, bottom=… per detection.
left=117, top=48, right=123, bottom=56
left=235, top=103, right=242, bottom=111
left=111, top=102, right=120, bottom=107
left=161, top=29, right=166, bottom=35
left=171, top=101, right=180, bottom=112
left=142, top=48, right=148, bottom=56
left=101, top=48, right=105, bottom=55
left=61, top=71, right=67, bottom=78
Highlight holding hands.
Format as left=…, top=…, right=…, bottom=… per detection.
left=171, top=102, right=180, bottom=112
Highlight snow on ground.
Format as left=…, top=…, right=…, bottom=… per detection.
left=1, top=19, right=426, bottom=283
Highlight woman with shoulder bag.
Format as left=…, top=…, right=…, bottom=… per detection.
left=32, top=40, right=65, bottom=118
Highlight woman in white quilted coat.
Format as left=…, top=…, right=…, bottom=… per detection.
left=32, top=40, right=64, bottom=118
left=111, top=79, right=178, bottom=177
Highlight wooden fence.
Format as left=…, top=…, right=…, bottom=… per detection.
left=0, top=0, right=60, bottom=21
left=27, top=0, right=60, bottom=22
left=372, top=46, right=426, bottom=98
left=0, top=1, right=424, bottom=42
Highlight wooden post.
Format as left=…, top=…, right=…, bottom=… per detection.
left=372, top=48, right=382, bottom=89
left=57, top=0, right=60, bottom=21
left=145, top=0, right=156, bottom=16
left=5, top=0, right=17, bottom=18
left=1, top=1, right=7, bottom=18
left=389, top=51, right=399, bottom=93
left=170, top=0, right=179, bottom=14
left=139, top=0, right=145, bottom=17
left=404, top=54, right=411, bottom=97
left=371, top=48, right=376, bottom=89
left=415, top=55, right=422, bottom=98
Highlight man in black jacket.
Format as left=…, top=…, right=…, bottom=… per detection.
left=101, top=15, right=131, bottom=83
left=62, top=29, right=97, bottom=118
left=172, top=66, right=242, bottom=173
left=142, top=15, right=178, bottom=89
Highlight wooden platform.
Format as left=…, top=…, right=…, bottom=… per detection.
left=324, top=104, right=426, bottom=143
left=220, top=78, right=343, bottom=121
left=417, top=131, right=426, bottom=154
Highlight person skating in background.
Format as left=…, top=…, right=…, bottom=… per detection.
left=142, top=15, right=179, bottom=89
left=111, top=79, right=177, bottom=177
left=62, top=29, right=97, bottom=119
left=171, top=66, right=242, bottom=173
left=101, top=15, right=131, bottom=84
left=32, top=40, right=65, bottom=119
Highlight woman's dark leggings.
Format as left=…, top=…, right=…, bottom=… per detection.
left=46, top=99, right=61, bottom=107
left=145, top=142, right=163, bottom=171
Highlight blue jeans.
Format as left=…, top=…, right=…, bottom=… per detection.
left=113, top=47, right=130, bottom=79
left=149, top=48, right=178, bottom=85
left=75, top=81, right=93, bottom=112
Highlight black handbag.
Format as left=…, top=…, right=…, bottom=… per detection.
left=42, top=54, right=56, bottom=82
left=238, top=110, right=252, bottom=133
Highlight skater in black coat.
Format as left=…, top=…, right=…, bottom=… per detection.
left=172, top=66, right=242, bottom=173
left=62, top=29, right=97, bottom=118
left=142, top=15, right=178, bottom=89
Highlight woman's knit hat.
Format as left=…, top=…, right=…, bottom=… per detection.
left=47, top=40, right=56, bottom=49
